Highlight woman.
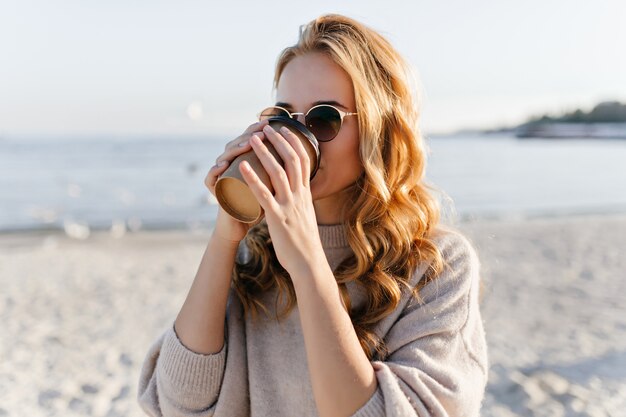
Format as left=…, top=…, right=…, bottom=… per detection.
left=138, top=14, right=488, bottom=417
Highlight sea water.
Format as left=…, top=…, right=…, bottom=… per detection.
left=1, top=133, right=625, bottom=233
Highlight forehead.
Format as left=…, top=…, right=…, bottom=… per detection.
left=276, top=52, right=355, bottom=108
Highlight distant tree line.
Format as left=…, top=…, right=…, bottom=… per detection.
left=526, top=101, right=626, bottom=124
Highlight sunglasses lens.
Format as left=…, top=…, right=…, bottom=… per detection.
left=306, top=106, right=341, bottom=141
left=259, top=107, right=290, bottom=120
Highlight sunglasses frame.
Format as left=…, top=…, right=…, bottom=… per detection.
left=257, top=104, right=358, bottom=142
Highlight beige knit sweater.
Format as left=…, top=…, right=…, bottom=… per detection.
left=137, top=224, right=488, bottom=416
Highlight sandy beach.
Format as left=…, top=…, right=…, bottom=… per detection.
left=1, top=212, right=625, bottom=417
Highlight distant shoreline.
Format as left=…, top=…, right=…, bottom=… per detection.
left=513, top=122, right=626, bottom=139
left=430, top=123, right=626, bottom=139
left=449, top=101, right=626, bottom=139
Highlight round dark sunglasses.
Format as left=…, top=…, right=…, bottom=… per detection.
left=257, top=104, right=358, bottom=142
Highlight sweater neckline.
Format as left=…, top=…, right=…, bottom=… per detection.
left=318, top=223, right=350, bottom=249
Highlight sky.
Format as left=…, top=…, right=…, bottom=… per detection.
left=0, top=0, right=625, bottom=138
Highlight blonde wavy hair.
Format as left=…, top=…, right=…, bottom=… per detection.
left=232, top=14, right=448, bottom=361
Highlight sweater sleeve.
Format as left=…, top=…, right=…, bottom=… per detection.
left=137, top=323, right=227, bottom=417
left=351, top=231, right=489, bottom=417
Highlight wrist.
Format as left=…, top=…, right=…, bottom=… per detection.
left=210, top=232, right=243, bottom=249
left=291, top=253, right=334, bottom=291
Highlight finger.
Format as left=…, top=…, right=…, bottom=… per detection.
left=204, top=160, right=230, bottom=190
left=249, top=133, right=291, bottom=199
left=244, top=118, right=270, bottom=134
left=262, top=124, right=303, bottom=192
left=225, top=130, right=267, bottom=151
left=239, top=159, right=279, bottom=214
left=277, top=125, right=311, bottom=188
left=224, top=120, right=268, bottom=149
left=233, top=131, right=267, bottom=150
left=217, top=132, right=267, bottom=165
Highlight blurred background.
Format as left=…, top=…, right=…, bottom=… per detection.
left=1, top=1, right=625, bottom=416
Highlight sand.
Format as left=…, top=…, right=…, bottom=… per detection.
left=459, top=213, right=626, bottom=417
left=1, top=212, right=625, bottom=416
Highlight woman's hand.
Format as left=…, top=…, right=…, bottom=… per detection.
left=238, top=124, right=326, bottom=277
left=204, top=119, right=270, bottom=244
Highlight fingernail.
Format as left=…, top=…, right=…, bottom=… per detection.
left=218, top=160, right=227, bottom=166
left=263, top=125, right=273, bottom=132
left=238, top=141, right=248, bottom=147
left=280, top=126, right=289, bottom=134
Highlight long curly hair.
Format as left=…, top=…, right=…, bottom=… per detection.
left=232, top=14, right=448, bottom=361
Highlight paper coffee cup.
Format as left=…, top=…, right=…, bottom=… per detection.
left=215, top=116, right=320, bottom=223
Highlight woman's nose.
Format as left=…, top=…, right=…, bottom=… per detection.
left=290, top=112, right=306, bottom=124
